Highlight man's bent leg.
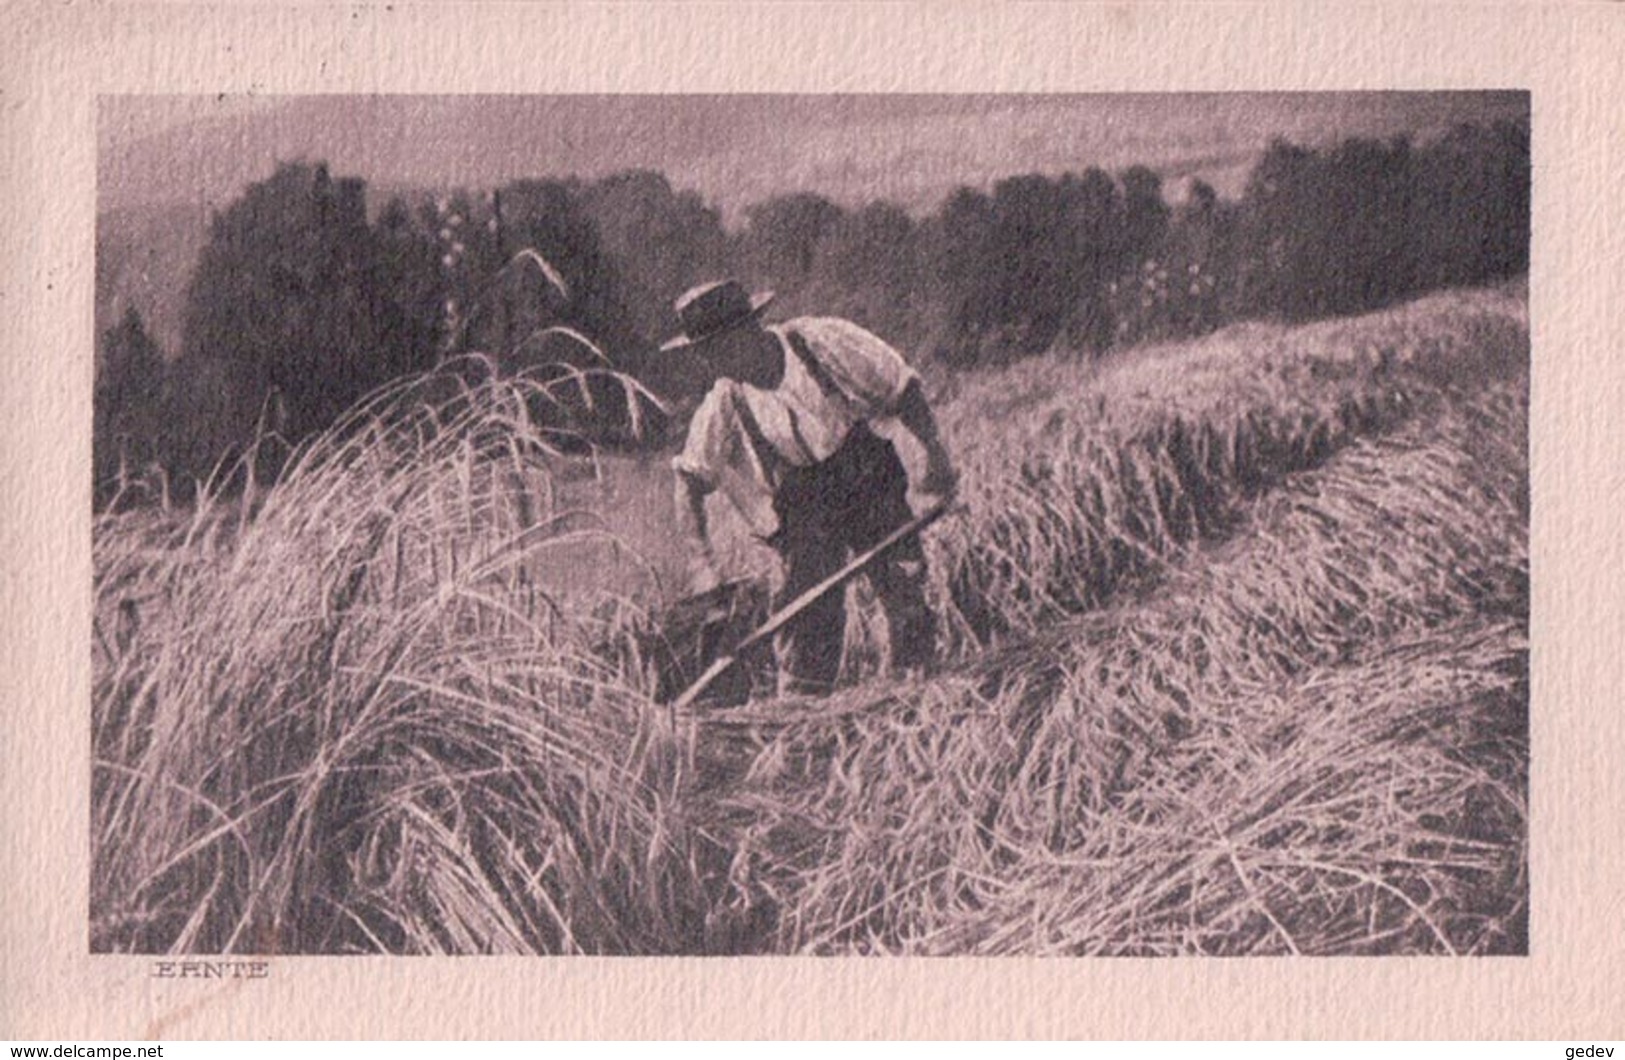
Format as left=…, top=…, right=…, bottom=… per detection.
left=868, top=542, right=937, bottom=674
left=773, top=532, right=847, bottom=696
left=836, top=427, right=940, bottom=676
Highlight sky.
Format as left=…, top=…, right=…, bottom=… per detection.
left=99, top=92, right=1529, bottom=222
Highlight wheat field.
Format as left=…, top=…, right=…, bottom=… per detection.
left=91, top=281, right=1529, bottom=955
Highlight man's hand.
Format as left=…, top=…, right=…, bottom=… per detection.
left=686, top=556, right=722, bottom=596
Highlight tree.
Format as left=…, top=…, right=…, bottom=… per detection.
left=805, top=201, right=923, bottom=347
left=1053, top=168, right=1123, bottom=355
left=1234, top=139, right=1321, bottom=319
left=738, top=193, right=845, bottom=295
left=465, top=179, right=636, bottom=367
left=985, top=173, right=1103, bottom=356
left=1119, top=165, right=1171, bottom=270
left=922, top=185, right=999, bottom=366
left=1164, top=178, right=1232, bottom=336
left=370, top=197, right=446, bottom=379
left=182, top=162, right=444, bottom=445
left=1235, top=136, right=1429, bottom=321
left=922, top=170, right=1127, bottom=365
left=1409, top=121, right=1530, bottom=290
left=577, top=170, right=729, bottom=354
left=94, top=307, right=166, bottom=503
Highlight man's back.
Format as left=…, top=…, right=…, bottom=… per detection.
left=674, top=317, right=919, bottom=533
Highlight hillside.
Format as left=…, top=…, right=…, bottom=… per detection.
left=94, top=92, right=1528, bottom=364
left=90, top=282, right=1528, bottom=955
left=102, top=94, right=1529, bottom=222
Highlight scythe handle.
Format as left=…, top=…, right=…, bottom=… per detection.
left=669, top=500, right=954, bottom=713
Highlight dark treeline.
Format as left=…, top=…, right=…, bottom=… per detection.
left=95, top=120, right=1528, bottom=506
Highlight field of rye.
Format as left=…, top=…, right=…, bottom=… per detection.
left=91, top=280, right=1529, bottom=955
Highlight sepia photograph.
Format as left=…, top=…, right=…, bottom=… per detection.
left=90, top=91, right=1532, bottom=958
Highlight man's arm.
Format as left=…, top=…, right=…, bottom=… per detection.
left=673, top=469, right=722, bottom=593
left=793, top=318, right=956, bottom=502
left=892, top=378, right=957, bottom=501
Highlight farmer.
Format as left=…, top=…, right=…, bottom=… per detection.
left=666, top=279, right=958, bottom=695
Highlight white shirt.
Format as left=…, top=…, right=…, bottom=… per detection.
left=673, top=317, right=918, bottom=537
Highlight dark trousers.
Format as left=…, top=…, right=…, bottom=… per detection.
left=769, top=424, right=936, bottom=695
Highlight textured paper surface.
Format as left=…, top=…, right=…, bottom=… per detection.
left=3, top=1, right=1622, bottom=1040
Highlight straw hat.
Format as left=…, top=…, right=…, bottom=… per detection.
left=659, top=279, right=775, bottom=352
